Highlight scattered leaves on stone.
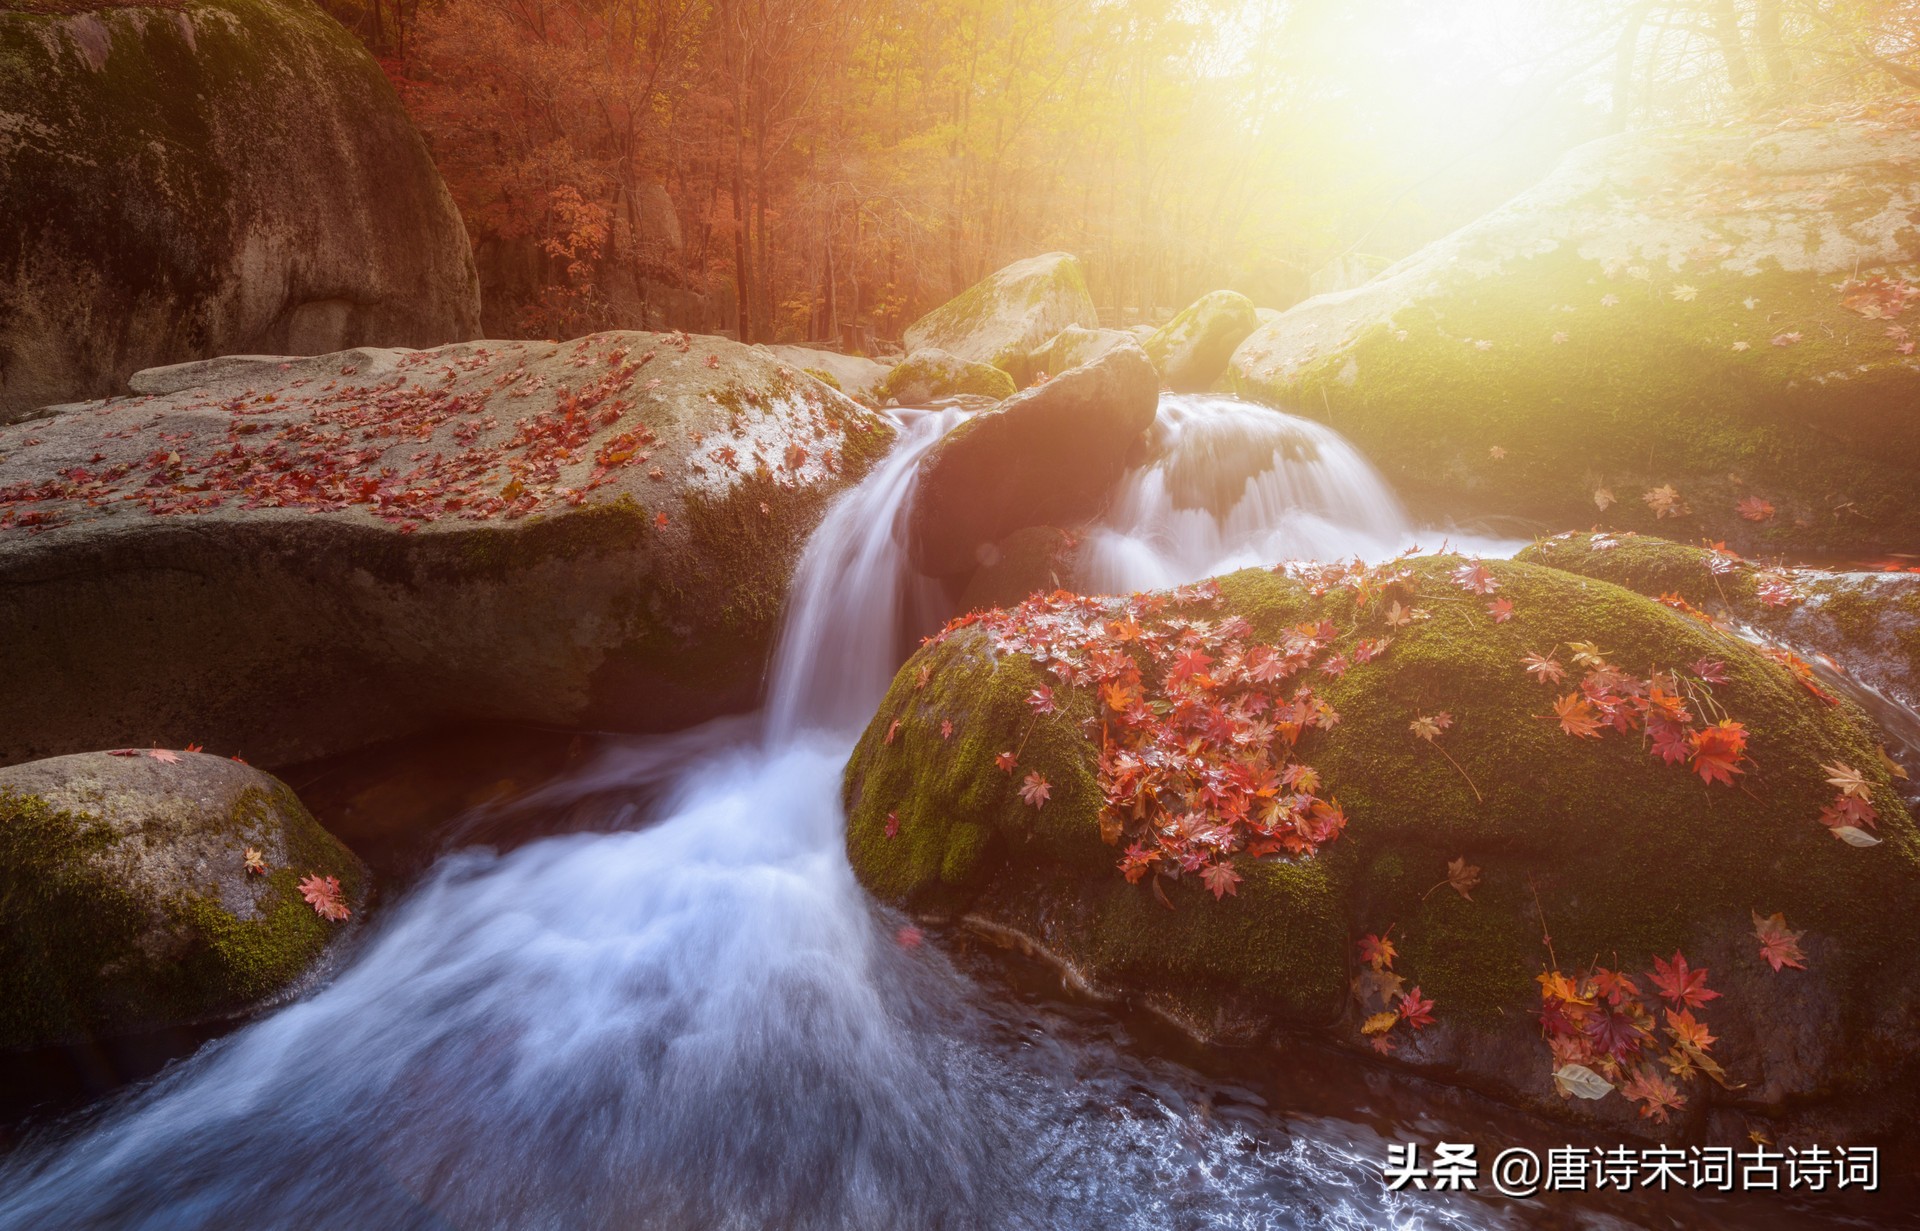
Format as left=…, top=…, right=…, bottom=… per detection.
left=298, top=874, right=350, bottom=922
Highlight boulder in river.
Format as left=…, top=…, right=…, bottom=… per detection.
left=1025, top=326, right=1136, bottom=383
left=1, top=750, right=365, bottom=1049
left=902, top=253, right=1099, bottom=385
left=0, top=333, right=893, bottom=767
left=1228, top=117, right=1920, bottom=555
left=845, top=555, right=1920, bottom=1134
left=878, top=348, right=1017, bottom=405
left=0, top=0, right=481, bottom=421
left=1519, top=532, right=1920, bottom=715
left=907, top=340, right=1157, bottom=577
left=1143, top=290, right=1259, bottom=392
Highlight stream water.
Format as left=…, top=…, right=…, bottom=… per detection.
left=0, top=397, right=1901, bottom=1229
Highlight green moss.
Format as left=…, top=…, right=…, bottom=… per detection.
left=846, top=557, right=1920, bottom=1040
left=1232, top=246, right=1920, bottom=554
left=0, top=775, right=361, bottom=1048
left=801, top=367, right=843, bottom=392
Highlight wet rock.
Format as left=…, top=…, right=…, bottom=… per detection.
left=0, top=0, right=480, bottom=420
left=1519, top=532, right=1920, bottom=714
left=1143, top=290, right=1259, bottom=391
left=907, top=341, right=1157, bottom=576
left=955, top=526, right=1083, bottom=613
left=902, top=253, right=1099, bottom=385
left=0, top=750, right=365, bottom=1048
left=1228, top=117, right=1920, bottom=554
left=878, top=348, right=1017, bottom=405
left=0, top=333, right=893, bottom=766
left=844, top=556, right=1920, bottom=1134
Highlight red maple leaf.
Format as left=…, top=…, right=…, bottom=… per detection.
left=1649, top=951, right=1720, bottom=1009
left=1486, top=598, right=1514, bottom=623
left=995, top=751, right=1018, bottom=773
left=1019, top=772, right=1051, bottom=808
left=1359, top=932, right=1397, bottom=971
left=1688, top=720, right=1748, bottom=786
left=1200, top=861, right=1242, bottom=900
left=884, top=811, right=900, bottom=839
left=1398, top=986, right=1436, bottom=1031
left=298, top=874, right=351, bottom=922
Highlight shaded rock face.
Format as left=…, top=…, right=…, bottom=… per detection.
left=1229, top=118, right=1920, bottom=554
left=0, top=750, right=364, bottom=1048
left=0, top=0, right=481, bottom=420
left=759, top=344, right=889, bottom=406
left=878, top=347, right=1017, bottom=405
left=1519, top=532, right=1920, bottom=714
left=907, top=341, right=1157, bottom=577
left=901, top=253, right=1099, bottom=384
left=844, top=556, right=1920, bottom=1136
left=0, top=333, right=893, bottom=767
left=1143, top=290, right=1258, bottom=392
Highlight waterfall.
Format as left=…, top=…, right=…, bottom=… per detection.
left=0, top=395, right=1516, bottom=1231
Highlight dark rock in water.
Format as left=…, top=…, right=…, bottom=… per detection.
left=1229, top=117, right=1920, bottom=555
left=878, top=348, right=1017, bottom=405
left=956, top=526, right=1082, bottom=613
left=0, top=750, right=365, bottom=1049
left=0, top=0, right=480, bottom=420
left=0, top=333, right=893, bottom=767
left=1143, top=290, right=1258, bottom=392
left=902, top=253, right=1099, bottom=386
left=1520, top=532, right=1920, bottom=715
left=907, top=341, right=1157, bottom=576
left=844, top=555, right=1920, bottom=1136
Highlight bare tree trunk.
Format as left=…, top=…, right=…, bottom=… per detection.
left=1754, top=0, right=1794, bottom=90
left=1709, top=0, right=1755, bottom=95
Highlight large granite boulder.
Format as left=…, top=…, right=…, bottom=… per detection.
left=1143, top=290, right=1258, bottom=391
left=1024, top=325, right=1135, bottom=383
left=1520, top=532, right=1920, bottom=714
left=845, top=556, right=1920, bottom=1136
left=0, top=0, right=480, bottom=421
left=902, top=253, right=1099, bottom=386
left=0, top=332, right=892, bottom=766
left=1, top=749, right=365, bottom=1048
left=1228, top=118, right=1920, bottom=555
left=906, top=341, right=1157, bottom=576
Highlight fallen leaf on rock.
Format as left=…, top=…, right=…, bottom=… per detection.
left=1553, top=1063, right=1613, bottom=1100
left=1487, top=598, right=1513, bottom=622
left=1359, top=932, right=1397, bottom=971
left=243, top=848, right=266, bottom=876
left=298, top=874, right=350, bottom=922
left=1361, top=1010, right=1401, bottom=1036
left=1876, top=746, right=1909, bottom=781
left=884, top=811, right=899, bottom=839
left=1831, top=825, right=1882, bottom=847
left=1019, top=771, right=1051, bottom=808
left=1751, top=911, right=1807, bottom=971
left=1822, top=762, right=1872, bottom=801
left=995, top=751, right=1018, bottom=773
left=148, top=748, right=181, bottom=764
left=1200, top=862, right=1242, bottom=900
left=1444, top=856, right=1480, bottom=901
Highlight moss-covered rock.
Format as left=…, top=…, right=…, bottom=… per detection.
left=0, top=750, right=365, bottom=1048
left=845, top=556, right=1920, bottom=1131
left=1228, top=119, right=1920, bottom=555
left=0, top=0, right=479, bottom=419
left=901, top=253, right=1099, bottom=386
left=0, top=332, right=894, bottom=767
left=1519, top=531, right=1920, bottom=714
left=877, top=347, right=1017, bottom=405
left=1144, top=290, right=1259, bottom=392
left=1024, top=325, right=1135, bottom=383
left=907, top=340, right=1156, bottom=576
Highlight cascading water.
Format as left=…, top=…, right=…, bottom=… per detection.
left=2, top=396, right=1779, bottom=1230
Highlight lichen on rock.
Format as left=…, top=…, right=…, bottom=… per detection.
left=901, top=253, right=1099, bottom=385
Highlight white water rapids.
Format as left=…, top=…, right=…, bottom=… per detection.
left=0, top=397, right=1564, bottom=1229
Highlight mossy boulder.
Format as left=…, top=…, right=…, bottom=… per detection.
left=1144, top=290, right=1259, bottom=391
left=760, top=344, right=889, bottom=406
left=1227, top=118, right=1920, bottom=555
left=0, top=0, right=479, bottom=420
left=1025, top=325, right=1135, bottom=383
left=0, top=332, right=893, bottom=766
left=901, top=253, right=1099, bottom=386
left=877, top=347, right=1017, bottom=405
left=906, top=340, right=1157, bottom=576
left=1520, top=531, right=1920, bottom=714
left=845, top=556, right=1920, bottom=1131
left=0, top=750, right=365, bottom=1048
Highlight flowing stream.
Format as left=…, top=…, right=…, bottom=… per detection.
left=0, top=397, right=1855, bottom=1229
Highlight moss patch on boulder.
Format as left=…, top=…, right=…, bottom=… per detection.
left=1144, top=290, right=1258, bottom=392
left=845, top=555, right=1920, bottom=1126
left=0, top=751, right=366, bottom=1048
left=877, top=347, right=1017, bottom=405
left=901, top=253, right=1099, bottom=385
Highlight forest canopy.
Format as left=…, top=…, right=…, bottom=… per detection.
left=314, top=0, right=1920, bottom=343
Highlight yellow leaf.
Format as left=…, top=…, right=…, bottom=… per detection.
left=1362, top=1010, right=1401, bottom=1036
